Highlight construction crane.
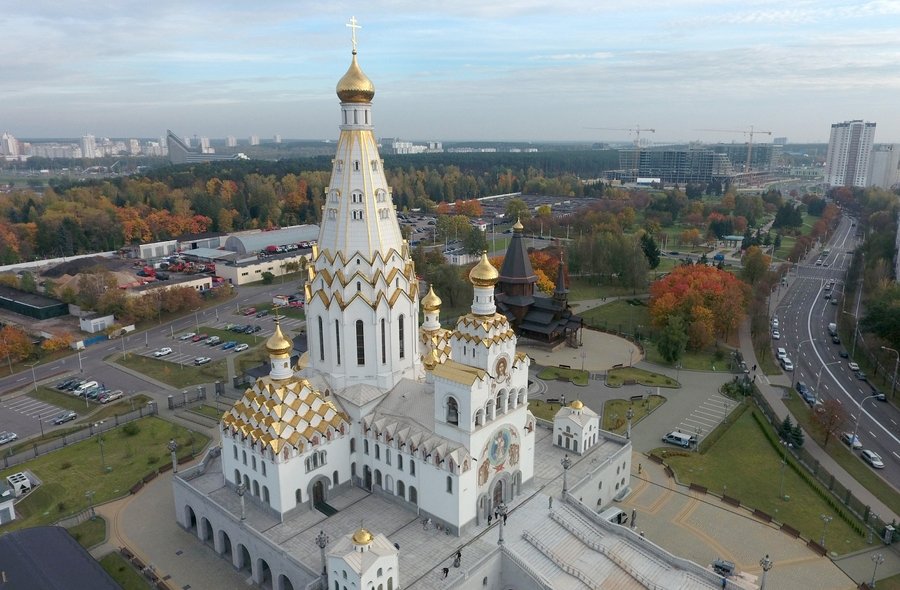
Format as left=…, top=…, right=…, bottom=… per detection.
left=695, top=125, right=773, bottom=173
left=585, top=125, right=656, bottom=148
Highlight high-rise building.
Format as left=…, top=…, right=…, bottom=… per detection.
left=868, top=144, right=900, bottom=189
left=273, top=134, right=282, bottom=144
left=128, top=139, right=141, bottom=156
left=1, top=132, right=19, bottom=156
left=824, top=120, right=876, bottom=187
left=226, top=136, right=237, bottom=148
left=81, top=134, right=97, bottom=159
left=249, top=135, right=260, bottom=146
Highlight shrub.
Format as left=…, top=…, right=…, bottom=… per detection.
left=60, top=461, right=72, bottom=470
left=147, top=455, right=159, bottom=465
left=122, top=422, right=140, bottom=437
left=57, top=501, right=66, bottom=512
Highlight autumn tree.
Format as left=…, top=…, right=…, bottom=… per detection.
left=813, top=399, right=848, bottom=448
left=0, top=325, right=33, bottom=363
left=741, top=246, right=771, bottom=286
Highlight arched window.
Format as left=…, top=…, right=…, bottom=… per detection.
left=335, top=319, right=341, bottom=365
left=446, top=476, right=453, bottom=494
left=397, top=455, right=403, bottom=471
left=261, top=462, right=266, bottom=476
left=252, top=456, right=256, bottom=471
left=364, top=440, right=369, bottom=455
left=446, top=397, right=459, bottom=425
left=381, top=318, right=386, bottom=364
left=318, top=317, right=324, bottom=361
left=377, top=568, right=383, bottom=577
left=356, top=320, right=365, bottom=365
left=333, top=470, right=339, bottom=486
left=398, top=315, right=405, bottom=359
left=242, top=450, right=247, bottom=465
left=350, top=439, right=356, bottom=453
left=409, top=460, right=415, bottom=476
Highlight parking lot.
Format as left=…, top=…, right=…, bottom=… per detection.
left=674, top=392, right=737, bottom=444
left=1, top=395, right=64, bottom=422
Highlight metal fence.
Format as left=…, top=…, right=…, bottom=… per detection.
left=751, top=388, right=896, bottom=543
left=1, top=402, right=158, bottom=470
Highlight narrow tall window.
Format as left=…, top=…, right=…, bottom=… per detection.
left=356, top=320, right=365, bottom=365
left=446, top=476, right=453, bottom=493
left=398, top=315, right=405, bottom=359
left=381, top=318, right=386, bottom=364
left=335, top=320, right=341, bottom=365
left=318, top=317, right=324, bottom=361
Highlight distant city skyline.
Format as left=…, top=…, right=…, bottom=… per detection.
left=2, top=1, right=899, bottom=143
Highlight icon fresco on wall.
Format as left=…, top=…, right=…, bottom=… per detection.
left=478, top=425, right=520, bottom=487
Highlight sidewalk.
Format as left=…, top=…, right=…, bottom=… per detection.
left=737, top=318, right=898, bottom=523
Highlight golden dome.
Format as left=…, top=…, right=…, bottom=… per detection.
left=352, top=528, right=373, bottom=545
left=266, top=322, right=293, bottom=356
left=336, top=52, right=375, bottom=103
left=469, top=252, right=499, bottom=287
left=423, top=349, right=439, bottom=370
left=421, top=286, right=442, bottom=312
left=570, top=400, right=584, bottom=410
left=513, top=218, right=524, bottom=231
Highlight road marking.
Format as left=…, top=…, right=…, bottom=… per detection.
left=15, top=377, right=26, bottom=382
left=869, top=431, right=877, bottom=438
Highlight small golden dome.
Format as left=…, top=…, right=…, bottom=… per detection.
left=469, top=252, right=499, bottom=287
left=513, top=218, right=524, bottom=231
left=336, top=52, right=375, bottom=103
left=266, top=322, right=293, bottom=356
left=421, top=286, right=442, bottom=312
left=570, top=400, right=584, bottom=410
left=352, top=528, right=373, bottom=545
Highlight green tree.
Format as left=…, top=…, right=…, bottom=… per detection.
left=261, top=271, right=274, bottom=285
left=18, top=271, right=37, bottom=293
left=790, top=423, right=805, bottom=448
left=464, top=228, right=488, bottom=256
left=741, top=246, right=771, bottom=285
left=656, top=315, right=689, bottom=363
left=778, top=415, right=794, bottom=441
left=640, top=233, right=661, bottom=269
left=505, top=198, right=530, bottom=222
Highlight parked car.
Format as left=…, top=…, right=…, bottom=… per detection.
left=0, top=431, right=18, bottom=445
left=233, top=343, right=249, bottom=353
left=222, top=341, right=237, bottom=350
left=243, top=307, right=257, bottom=316
left=56, top=378, right=79, bottom=390
left=781, top=358, right=794, bottom=371
left=772, top=318, right=779, bottom=328
left=63, top=380, right=86, bottom=391
left=840, top=432, right=863, bottom=449
left=839, top=350, right=850, bottom=359
left=854, top=370, right=867, bottom=380
left=253, top=325, right=262, bottom=332
left=179, top=332, right=196, bottom=341
left=205, top=336, right=221, bottom=346
left=796, top=382, right=810, bottom=396
left=154, top=347, right=173, bottom=357
left=289, top=300, right=304, bottom=308
left=99, top=390, right=124, bottom=404
left=230, top=325, right=247, bottom=332
left=255, top=309, right=270, bottom=318
left=194, top=357, right=212, bottom=365
left=776, top=347, right=787, bottom=360
left=831, top=335, right=841, bottom=344
left=771, top=330, right=780, bottom=340
left=52, top=410, right=77, bottom=425
left=861, top=449, right=885, bottom=469
left=848, top=361, right=860, bottom=371
left=192, top=333, right=208, bottom=342
left=870, top=387, right=886, bottom=402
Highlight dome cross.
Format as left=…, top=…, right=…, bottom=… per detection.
left=346, top=16, right=362, bottom=53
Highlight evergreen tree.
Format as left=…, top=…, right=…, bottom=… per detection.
left=640, top=233, right=661, bottom=269
left=778, top=415, right=794, bottom=440
left=790, top=424, right=805, bottom=448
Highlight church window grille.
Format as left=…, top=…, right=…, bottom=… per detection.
left=376, top=188, right=385, bottom=201
left=356, top=320, right=365, bottom=365
left=447, top=397, right=459, bottom=425
left=398, top=315, right=405, bottom=359
left=566, top=426, right=571, bottom=433
left=381, top=319, right=386, bottom=364
left=410, top=460, right=415, bottom=475
left=335, top=320, right=341, bottom=365
left=357, top=281, right=361, bottom=292
left=318, top=317, right=324, bottom=361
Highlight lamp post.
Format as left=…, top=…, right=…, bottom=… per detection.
left=820, top=514, right=833, bottom=548
left=871, top=553, right=885, bottom=588
left=560, top=454, right=572, bottom=498
left=842, top=310, right=861, bottom=358
left=496, top=502, right=508, bottom=545
left=168, top=439, right=179, bottom=473
left=851, top=393, right=882, bottom=445
left=85, top=490, right=96, bottom=519
left=193, top=309, right=200, bottom=332
left=778, top=442, right=792, bottom=501
left=77, top=348, right=83, bottom=373
left=37, top=413, right=44, bottom=438
left=121, top=334, right=127, bottom=360
left=96, top=429, right=107, bottom=472
left=237, top=482, right=247, bottom=520
left=814, top=361, right=842, bottom=402
left=759, top=554, right=773, bottom=590
left=625, top=407, right=634, bottom=440
left=881, top=346, right=899, bottom=400
left=315, top=530, right=329, bottom=577
left=25, top=362, right=38, bottom=392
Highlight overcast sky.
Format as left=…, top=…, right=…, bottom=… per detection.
left=3, top=1, right=899, bottom=143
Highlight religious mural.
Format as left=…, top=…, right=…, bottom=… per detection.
left=478, top=425, right=520, bottom=487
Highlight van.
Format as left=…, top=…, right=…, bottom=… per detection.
left=828, top=323, right=838, bottom=337
left=662, top=431, right=696, bottom=448
left=73, top=380, right=99, bottom=396
left=599, top=507, right=629, bottom=525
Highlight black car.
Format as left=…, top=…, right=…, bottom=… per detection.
left=831, top=335, right=841, bottom=344
left=230, top=325, right=247, bottom=333
left=52, top=410, right=77, bottom=425
left=855, top=370, right=867, bottom=380
left=56, top=379, right=78, bottom=390
left=870, top=386, right=887, bottom=402
left=839, top=350, right=850, bottom=359
left=253, top=325, right=262, bottom=332
left=242, top=325, right=255, bottom=334
left=255, top=309, right=269, bottom=318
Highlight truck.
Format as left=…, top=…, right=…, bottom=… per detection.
left=828, top=323, right=838, bottom=337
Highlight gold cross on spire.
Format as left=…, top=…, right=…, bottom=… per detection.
left=346, top=16, right=361, bottom=53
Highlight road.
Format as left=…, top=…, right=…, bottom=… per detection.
left=0, top=278, right=308, bottom=441
left=773, top=215, right=900, bottom=490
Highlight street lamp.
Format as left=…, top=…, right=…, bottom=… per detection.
left=560, top=454, right=572, bottom=498
left=25, top=362, right=38, bottom=392
left=820, top=514, right=833, bottom=548
left=871, top=553, right=885, bottom=588
left=496, top=502, right=508, bottom=545
left=625, top=407, right=635, bottom=440
left=96, top=429, right=107, bottom=472
left=814, top=361, right=842, bottom=402
left=778, top=442, right=793, bottom=501
left=168, top=439, right=179, bottom=473
left=851, top=393, right=882, bottom=446
left=237, top=482, right=247, bottom=520
left=842, top=310, right=861, bottom=358
left=315, top=530, right=329, bottom=576
left=85, top=490, right=96, bottom=519
left=881, top=346, right=899, bottom=400
left=759, top=554, right=773, bottom=590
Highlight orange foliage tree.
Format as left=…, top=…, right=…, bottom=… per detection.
left=0, top=325, right=33, bottom=363
left=649, top=265, right=749, bottom=348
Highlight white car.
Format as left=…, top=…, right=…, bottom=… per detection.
left=772, top=330, right=781, bottom=340
left=861, top=449, right=885, bottom=469
left=179, top=332, right=196, bottom=341
left=776, top=347, right=787, bottom=360
left=840, top=432, right=863, bottom=450
left=781, top=358, right=794, bottom=371
left=771, top=318, right=779, bottom=328
left=193, top=357, right=212, bottom=365
left=154, top=347, right=173, bottom=357
left=848, top=362, right=860, bottom=371
left=233, top=343, right=249, bottom=352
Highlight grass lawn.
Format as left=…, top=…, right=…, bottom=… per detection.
left=783, top=395, right=900, bottom=517
left=190, top=403, right=226, bottom=421
left=235, top=346, right=269, bottom=375
left=602, top=395, right=665, bottom=433
left=0, top=417, right=209, bottom=532
left=114, top=354, right=227, bottom=389
left=99, top=552, right=153, bottom=590
left=528, top=399, right=566, bottom=421
left=67, top=516, right=107, bottom=548
left=662, top=408, right=868, bottom=554
left=567, top=277, right=633, bottom=302
left=606, top=367, right=678, bottom=388
left=644, top=343, right=735, bottom=372
left=773, top=235, right=796, bottom=261
left=537, top=366, right=589, bottom=386
left=579, top=299, right=650, bottom=334
left=756, top=346, right=781, bottom=376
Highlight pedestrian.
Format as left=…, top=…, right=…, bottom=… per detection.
left=394, top=542, right=400, bottom=550
left=487, top=514, right=492, bottom=526
left=752, top=364, right=757, bottom=371
left=640, top=531, right=645, bottom=538
left=548, top=496, right=553, bottom=509
left=721, top=577, right=727, bottom=589
left=441, top=567, right=449, bottom=579
left=638, top=463, right=642, bottom=475
left=454, top=550, right=461, bottom=568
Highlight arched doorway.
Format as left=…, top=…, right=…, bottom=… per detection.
left=218, top=530, right=233, bottom=561
left=184, top=505, right=197, bottom=533
left=374, top=469, right=382, bottom=488
left=200, top=517, right=214, bottom=546
left=278, top=574, right=295, bottom=590
left=492, top=480, right=504, bottom=507
left=252, top=480, right=260, bottom=497
left=236, top=544, right=252, bottom=573
left=397, top=480, right=405, bottom=499
left=313, top=480, right=325, bottom=505
left=257, top=557, right=273, bottom=589
left=363, top=465, right=372, bottom=490
left=409, top=486, right=417, bottom=505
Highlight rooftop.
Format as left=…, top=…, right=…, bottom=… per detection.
left=0, top=284, right=66, bottom=309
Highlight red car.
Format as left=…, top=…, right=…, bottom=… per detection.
left=289, top=300, right=304, bottom=308
left=191, top=333, right=208, bottom=342
left=243, top=307, right=257, bottom=316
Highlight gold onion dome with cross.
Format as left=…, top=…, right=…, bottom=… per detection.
left=266, top=322, right=293, bottom=357
left=469, top=252, right=499, bottom=287
left=570, top=400, right=584, bottom=410
left=336, top=17, right=374, bottom=103
left=421, top=286, right=442, bottom=312
left=352, top=528, right=373, bottom=545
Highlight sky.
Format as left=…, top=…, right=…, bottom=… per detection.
left=2, top=0, right=899, bottom=143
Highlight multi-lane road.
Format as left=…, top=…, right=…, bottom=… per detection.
left=774, top=215, right=900, bottom=488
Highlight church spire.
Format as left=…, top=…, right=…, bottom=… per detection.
left=553, top=254, right=569, bottom=304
